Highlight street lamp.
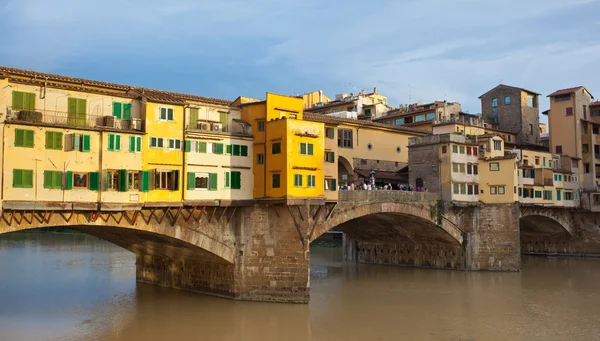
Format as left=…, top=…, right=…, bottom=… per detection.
left=369, top=168, right=376, bottom=188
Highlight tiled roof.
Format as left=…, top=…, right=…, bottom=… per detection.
left=547, top=86, right=590, bottom=97
left=478, top=84, right=541, bottom=98
left=0, top=66, right=232, bottom=106
left=302, top=113, right=430, bottom=135
left=483, top=155, right=517, bottom=161
left=590, top=101, right=600, bottom=107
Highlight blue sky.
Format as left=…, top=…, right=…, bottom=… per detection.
left=2, top=0, right=599, bottom=123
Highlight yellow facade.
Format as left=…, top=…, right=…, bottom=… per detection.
left=302, top=91, right=330, bottom=108
left=478, top=136, right=518, bottom=204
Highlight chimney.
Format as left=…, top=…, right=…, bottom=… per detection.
left=374, top=87, right=377, bottom=94
left=319, top=90, right=322, bottom=103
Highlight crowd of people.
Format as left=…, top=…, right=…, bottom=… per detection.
left=338, top=182, right=428, bottom=192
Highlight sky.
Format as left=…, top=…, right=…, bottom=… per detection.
left=2, top=0, right=599, bottom=124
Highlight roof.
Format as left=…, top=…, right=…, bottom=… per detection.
left=478, top=84, right=541, bottom=99
left=304, top=99, right=357, bottom=112
left=0, top=66, right=232, bottom=106
left=483, top=155, right=517, bottom=161
left=547, top=86, right=594, bottom=99
left=302, top=112, right=431, bottom=135
left=590, top=101, right=600, bottom=107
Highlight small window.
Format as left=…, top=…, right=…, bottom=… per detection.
left=300, top=142, right=314, bottom=155
left=160, top=107, right=174, bottom=121
left=556, top=145, right=563, bottom=154
left=325, top=151, right=335, bottom=163
left=272, top=142, right=281, bottom=154
left=504, top=96, right=510, bottom=105
left=307, top=175, right=316, bottom=188
left=459, top=146, right=465, bottom=154
left=584, top=124, right=589, bottom=134
left=583, top=144, right=589, bottom=153
left=498, top=186, right=505, bottom=195
left=113, top=102, right=132, bottom=119
left=272, top=174, right=280, bottom=188
left=473, top=147, right=478, bottom=155
left=426, top=112, right=435, bottom=120
left=453, top=183, right=460, bottom=194
left=129, top=136, right=142, bottom=153
left=555, top=94, right=570, bottom=102
left=415, top=114, right=425, bottom=122
left=493, top=140, right=502, bottom=151
left=492, top=98, right=498, bottom=107
left=566, top=107, right=573, bottom=116
left=452, top=145, right=458, bottom=153
left=489, top=163, right=500, bottom=171
left=45, top=131, right=63, bottom=150
left=155, top=170, right=179, bottom=190
left=107, top=170, right=121, bottom=191
left=364, top=108, right=372, bottom=116
left=395, top=118, right=404, bottom=125
left=108, top=134, right=121, bottom=151
left=129, top=171, right=140, bottom=190
left=12, top=169, right=33, bottom=188
left=490, top=186, right=497, bottom=195
left=14, top=129, right=34, bottom=148
left=257, top=153, right=265, bottom=165
left=593, top=110, right=600, bottom=117
left=150, top=137, right=164, bottom=148
left=43, top=170, right=63, bottom=189
left=73, top=172, right=88, bottom=188
left=293, top=174, right=302, bottom=187
left=442, top=146, right=447, bottom=154
left=585, top=163, right=590, bottom=173
left=257, top=121, right=265, bottom=132
left=168, top=139, right=182, bottom=150
left=190, top=172, right=210, bottom=190
left=325, top=128, right=335, bottom=139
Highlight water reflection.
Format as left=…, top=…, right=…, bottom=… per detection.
left=1, top=232, right=600, bottom=341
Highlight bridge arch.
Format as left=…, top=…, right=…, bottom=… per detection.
left=519, top=207, right=574, bottom=236
left=519, top=207, right=574, bottom=255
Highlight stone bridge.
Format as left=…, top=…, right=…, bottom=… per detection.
left=1, top=192, right=600, bottom=303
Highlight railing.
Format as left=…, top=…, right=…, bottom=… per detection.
left=6, top=107, right=141, bottom=131
left=543, top=179, right=554, bottom=186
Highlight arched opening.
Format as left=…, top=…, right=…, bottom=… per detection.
left=338, top=156, right=354, bottom=186
left=520, top=215, right=572, bottom=255
left=415, top=178, right=424, bottom=189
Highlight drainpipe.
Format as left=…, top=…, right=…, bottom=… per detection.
left=264, top=115, right=268, bottom=198
left=183, top=104, right=189, bottom=202
left=98, top=132, right=103, bottom=207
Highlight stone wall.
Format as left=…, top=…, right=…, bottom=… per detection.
left=408, top=143, right=441, bottom=192
left=355, top=240, right=464, bottom=269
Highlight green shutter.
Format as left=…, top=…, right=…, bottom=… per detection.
left=209, top=173, right=217, bottom=191
left=24, top=130, right=34, bottom=147
left=44, top=171, right=52, bottom=189
left=113, top=102, right=122, bottom=119
left=123, top=104, right=132, bottom=119
left=55, top=132, right=63, bottom=150
left=141, top=170, right=150, bottom=192
left=233, top=145, right=240, bottom=156
left=53, top=171, right=62, bottom=189
left=129, top=136, right=135, bottom=152
left=23, top=170, right=33, bottom=188
left=66, top=171, right=73, bottom=190
left=215, top=143, right=223, bottom=155
left=89, top=172, right=100, bottom=191
left=232, top=171, right=241, bottom=189
left=300, top=143, right=306, bottom=154
left=226, top=144, right=232, bottom=154
left=108, top=134, right=115, bottom=151
left=119, top=170, right=128, bottom=192
left=198, top=142, right=207, bottom=153
left=12, top=91, right=24, bottom=110
left=187, top=172, right=195, bottom=190
left=557, top=190, right=561, bottom=201
left=241, top=145, right=248, bottom=157
left=308, top=144, right=314, bottom=155
left=189, top=108, right=199, bottom=128
left=185, top=140, right=191, bottom=152
left=67, top=98, right=77, bottom=114
left=115, top=135, right=121, bottom=151
left=136, top=137, right=141, bottom=152
left=45, top=131, right=52, bottom=149
left=220, top=112, right=228, bottom=132
left=331, top=152, right=335, bottom=162
left=76, top=98, right=87, bottom=114
left=13, top=169, right=23, bottom=188
left=332, top=179, right=337, bottom=191
left=225, top=172, right=230, bottom=188
left=15, top=129, right=24, bottom=147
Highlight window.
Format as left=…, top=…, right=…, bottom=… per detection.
left=12, top=169, right=33, bottom=188
left=395, top=118, right=404, bottom=125
left=43, top=170, right=62, bottom=189
left=112, top=102, right=132, bottom=119
left=518, top=187, right=522, bottom=197
left=225, top=171, right=242, bottom=190
left=73, top=172, right=88, bottom=188
left=168, top=139, right=182, bottom=150
left=527, top=95, right=535, bottom=108
left=415, top=114, right=425, bottom=122
left=294, top=174, right=303, bottom=187
left=492, top=98, right=498, bottom=107
left=325, top=178, right=337, bottom=191
left=300, top=143, right=314, bottom=155
left=188, top=172, right=209, bottom=190
left=196, top=141, right=207, bottom=153
left=15, top=129, right=34, bottom=148
left=272, top=142, right=281, bottom=154
left=460, top=183, right=466, bottom=194
left=535, top=190, right=542, bottom=198
left=453, top=183, right=460, bottom=194
left=459, top=146, right=465, bottom=154
left=566, top=107, right=573, bottom=116
left=155, top=170, right=179, bottom=190
left=584, top=124, right=589, bottom=134
left=257, top=121, right=265, bottom=132
left=493, top=140, right=502, bottom=151
left=67, top=98, right=87, bottom=127
left=426, top=112, right=435, bottom=120
left=442, top=146, right=447, bottom=154
left=160, top=107, right=174, bottom=121
left=593, top=110, right=600, bottom=117
left=594, top=127, right=599, bottom=135
left=467, top=164, right=473, bottom=174
left=107, top=170, right=121, bottom=191
left=129, top=136, right=142, bottom=153
left=583, top=144, right=589, bottom=153
left=12, top=91, right=36, bottom=110
left=150, top=137, right=164, bottom=148
left=543, top=157, right=546, bottom=167
left=307, top=174, right=316, bottom=188
left=72, top=134, right=91, bottom=153
left=467, top=147, right=472, bottom=155
left=565, top=192, right=573, bottom=200
left=338, top=129, right=353, bottom=148
left=535, top=157, right=540, bottom=165
left=45, top=131, right=63, bottom=150
left=490, top=163, right=500, bottom=171
left=325, top=128, right=335, bottom=139
left=108, top=134, right=121, bottom=151
left=490, top=186, right=497, bottom=195
left=498, top=186, right=505, bottom=194
left=473, top=147, right=478, bottom=155
left=555, top=94, right=570, bottom=102
left=257, top=153, right=265, bottom=165
left=556, top=145, right=563, bottom=154
left=504, top=96, right=510, bottom=105
left=543, top=190, right=553, bottom=200
left=272, top=174, right=281, bottom=188
left=585, top=163, right=590, bottom=173
left=452, top=145, right=458, bottom=153
left=129, top=171, right=140, bottom=190
left=364, top=108, right=372, bottom=116
left=325, top=151, right=335, bottom=163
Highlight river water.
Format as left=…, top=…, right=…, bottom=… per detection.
left=1, top=232, right=600, bottom=341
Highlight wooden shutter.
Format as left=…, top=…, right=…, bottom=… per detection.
left=198, top=142, right=207, bottom=153
left=129, top=136, right=135, bottom=152
left=43, top=171, right=52, bottom=189
left=233, top=145, right=240, bottom=156
left=332, top=179, right=337, bottom=191
left=226, top=144, right=232, bottom=154
left=113, top=102, right=122, bottom=119
left=189, top=108, right=199, bottom=128
left=136, top=137, right=142, bottom=152
left=119, top=170, right=128, bottom=192
left=15, top=129, right=24, bottom=147
left=209, top=173, right=217, bottom=191
left=172, top=170, right=179, bottom=191
left=89, top=172, right=100, bottom=191
left=187, top=172, right=195, bottom=190
left=25, top=130, right=34, bottom=147
left=241, top=145, right=248, bottom=157
left=232, top=171, right=241, bottom=189
left=66, top=171, right=73, bottom=190
left=185, top=140, right=191, bottom=152
left=308, top=144, right=314, bottom=155
left=225, top=172, right=230, bottom=188
left=12, top=91, right=24, bottom=109
left=55, top=132, right=63, bottom=150
left=13, top=169, right=23, bottom=188
left=300, top=143, right=306, bottom=154
left=123, top=104, right=132, bottom=119
left=141, top=170, right=150, bottom=192
left=115, top=135, right=121, bottom=151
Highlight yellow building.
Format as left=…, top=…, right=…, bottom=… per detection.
left=301, top=90, right=331, bottom=109
left=477, top=135, right=518, bottom=204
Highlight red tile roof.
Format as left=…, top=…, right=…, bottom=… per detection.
left=590, top=101, right=600, bottom=107
left=547, top=86, right=592, bottom=98
left=302, top=112, right=430, bottom=135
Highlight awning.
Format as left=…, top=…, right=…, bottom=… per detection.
left=354, top=168, right=405, bottom=181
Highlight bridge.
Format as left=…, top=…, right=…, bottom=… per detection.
left=2, top=192, right=600, bottom=303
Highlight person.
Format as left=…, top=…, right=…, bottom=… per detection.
left=363, top=183, right=367, bottom=190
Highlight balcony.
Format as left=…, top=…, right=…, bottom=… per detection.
left=543, top=178, right=554, bottom=186
left=6, top=107, right=142, bottom=131
left=520, top=177, right=534, bottom=186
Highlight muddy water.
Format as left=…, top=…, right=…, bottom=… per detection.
left=1, top=232, right=600, bottom=341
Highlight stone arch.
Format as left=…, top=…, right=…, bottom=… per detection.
left=415, top=178, right=424, bottom=189
left=312, top=201, right=463, bottom=245
left=338, top=155, right=354, bottom=184
left=0, top=211, right=234, bottom=263
left=519, top=207, right=574, bottom=236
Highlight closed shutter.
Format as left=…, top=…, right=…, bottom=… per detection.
left=44, top=171, right=52, bottom=189
left=108, top=134, right=115, bottom=151
left=89, top=172, right=100, bottom=191
left=232, top=171, right=241, bottom=189
left=308, top=144, right=314, bottom=155
left=12, top=91, right=24, bottom=109
left=129, top=136, right=135, bottom=152
left=123, top=104, right=132, bottom=119
left=113, top=102, right=122, bottom=119
left=24, top=92, right=36, bottom=110
left=141, top=170, right=150, bottom=192
left=241, top=145, right=248, bottom=157
left=189, top=108, right=199, bottom=129
left=136, top=137, right=142, bottom=152
left=233, top=145, right=240, bottom=156
left=185, top=140, right=191, bottom=152
left=220, top=112, right=228, bottom=132
left=82, top=135, right=90, bottom=152
left=300, top=143, right=306, bottom=154
left=66, top=171, right=73, bottom=190
left=45, top=131, right=53, bottom=149
left=15, top=129, right=24, bottom=147
left=209, top=173, right=217, bottom=191
left=332, top=179, right=337, bottom=191
left=55, top=132, right=63, bottom=150
left=22, top=170, right=33, bottom=188
left=115, top=135, right=121, bottom=151
left=225, top=172, right=230, bottom=188
left=187, top=172, right=195, bottom=190
left=13, top=169, right=23, bottom=187
left=331, top=152, right=335, bottom=162
left=24, top=130, right=34, bottom=147
left=119, top=170, right=128, bottom=192
left=53, top=171, right=62, bottom=189
left=215, top=143, right=223, bottom=155
left=198, top=142, right=207, bottom=153
left=226, top=145, right=232, bottom=154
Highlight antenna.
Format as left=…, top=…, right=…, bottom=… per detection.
left=408, top=84, right=411, bottom=102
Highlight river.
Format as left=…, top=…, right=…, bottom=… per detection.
left=1, top=231, right=600, bottom=341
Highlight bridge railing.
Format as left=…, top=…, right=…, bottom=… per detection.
left=338, top=190, right=440, bottom=203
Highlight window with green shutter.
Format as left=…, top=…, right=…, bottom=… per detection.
left=45, top=131, right=63, bottom=150
left=187, top=172, right=195, bottom=190
left=332, top=179, right=337, bottom=191
left=307, top=144, right=314, bottom=156
left=226, top=145, right=232, bottom=154
left=307, top=175, right=316, bottom=188
left=231, top=171, right=241, bottom=190
left=129, top=136, right=142, bottom=152
left=185, top=140, right=191, bottom=152
left=225, top=172, right=230, bottom=188
left=452, top=145, right=458, bottom=153
left=141, top=170, right=150, bottom=192
left=108, top=134, right=121, bottom=151
left=43, top=170, right=63, bottom=189
left=233, top=144, right=240, bottom=156
left=294, top=174, right=302, bottom=187
left=209, top=173, right=217, bottom=191
left=214, top=143, right=224, bottom=155
left=15, top=129, right=34, bottom=148
left=300, top=143, right=307, bottom=155
left=198, top=141, right=207, bottom=153
left=112, top=102, right=132, bottom=120
left=67, top=98, right=87, bottom=127
left=82, top=135, right=90, bottom=152
left=241, top=145, right=248, bottom=157
left=119, top=170, right=128, bottom=192
left=12, top=91, right=36, bottom=110
left=13, top=169, right=33, bottom=188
